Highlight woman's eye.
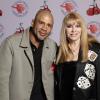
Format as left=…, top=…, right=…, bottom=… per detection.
left=66, top=25, right=72, bottom=28
left=76, top=24, right=80, bottom=27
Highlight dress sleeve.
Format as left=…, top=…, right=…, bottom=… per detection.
left=95, top=49, right=100, bottom=100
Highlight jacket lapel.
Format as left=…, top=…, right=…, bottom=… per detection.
left=42, top=39, right=50, bottom=65
left=19, top=28, right=34, bottom=72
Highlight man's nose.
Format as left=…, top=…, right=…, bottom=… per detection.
left=42, top=24, right=48, bottom=30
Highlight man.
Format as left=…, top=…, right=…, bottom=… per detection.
left=0, top=9, right=57, bottom=100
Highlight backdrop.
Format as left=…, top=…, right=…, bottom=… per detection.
left=0, top=0, right=100, bottom=45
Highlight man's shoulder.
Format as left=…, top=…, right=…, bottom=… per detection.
left=5, top=33, right=22, bottom=45
left=5, top=28, right=29, bottom=44
left=45, top=38, right=57, bottom=45
left=44, top=38, right=57, bottom=50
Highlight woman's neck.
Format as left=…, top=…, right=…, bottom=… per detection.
left=69, top=40, right=80, bottom=61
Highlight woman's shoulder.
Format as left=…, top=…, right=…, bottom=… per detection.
left=57, top=61, right=78, bottom=67
left=91, top=42, right=100, bottom=48
left=89, top=41, right=100, bottom=54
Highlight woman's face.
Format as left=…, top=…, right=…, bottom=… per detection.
left=65, top=21, right=82, bottom=42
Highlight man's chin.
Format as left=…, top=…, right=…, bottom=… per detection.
left=37, top=36, right=47, bottom=40
left=39, top=37, right=45, bottom=41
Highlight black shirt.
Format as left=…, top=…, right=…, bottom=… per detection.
left=55, top=61, right=77, bottom=100
left=30, top=41, right=47, bottom=100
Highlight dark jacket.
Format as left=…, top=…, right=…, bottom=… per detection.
left=54, top=42, right=100, bottom=100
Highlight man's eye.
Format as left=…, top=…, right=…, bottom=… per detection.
left=47, top=24, right=52, bottom=28
left=39, top=21, right=43, bottom=24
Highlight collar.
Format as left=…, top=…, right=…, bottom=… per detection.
left=19, top=28, right=30, bottom=48
left=19, top=27, right=50, bottom=49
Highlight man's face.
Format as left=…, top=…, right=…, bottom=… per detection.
left=34, top=11, right=53, bottom=40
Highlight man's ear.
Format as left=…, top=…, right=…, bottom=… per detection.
left=31, top=19, right=35, bottom=27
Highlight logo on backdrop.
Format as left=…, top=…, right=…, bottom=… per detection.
left=0, top=24, right=4, bottom=38
left=87, top=21, right=100, bottom=42
left=0, top=9, right=3, bottom=16
left=87, top=21, right=100, bottom=35
left=15, top=23, right=24, bottom=34
left=11, top=1, right=28, bottom=17
left=87, top=0, right=100, bottom=16
left=40, top=1, right=51, bottom=12
left=60, top=0, right=78, bottom=15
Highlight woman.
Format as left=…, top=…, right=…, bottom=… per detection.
left=54, top=12, right=100, bottom=100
